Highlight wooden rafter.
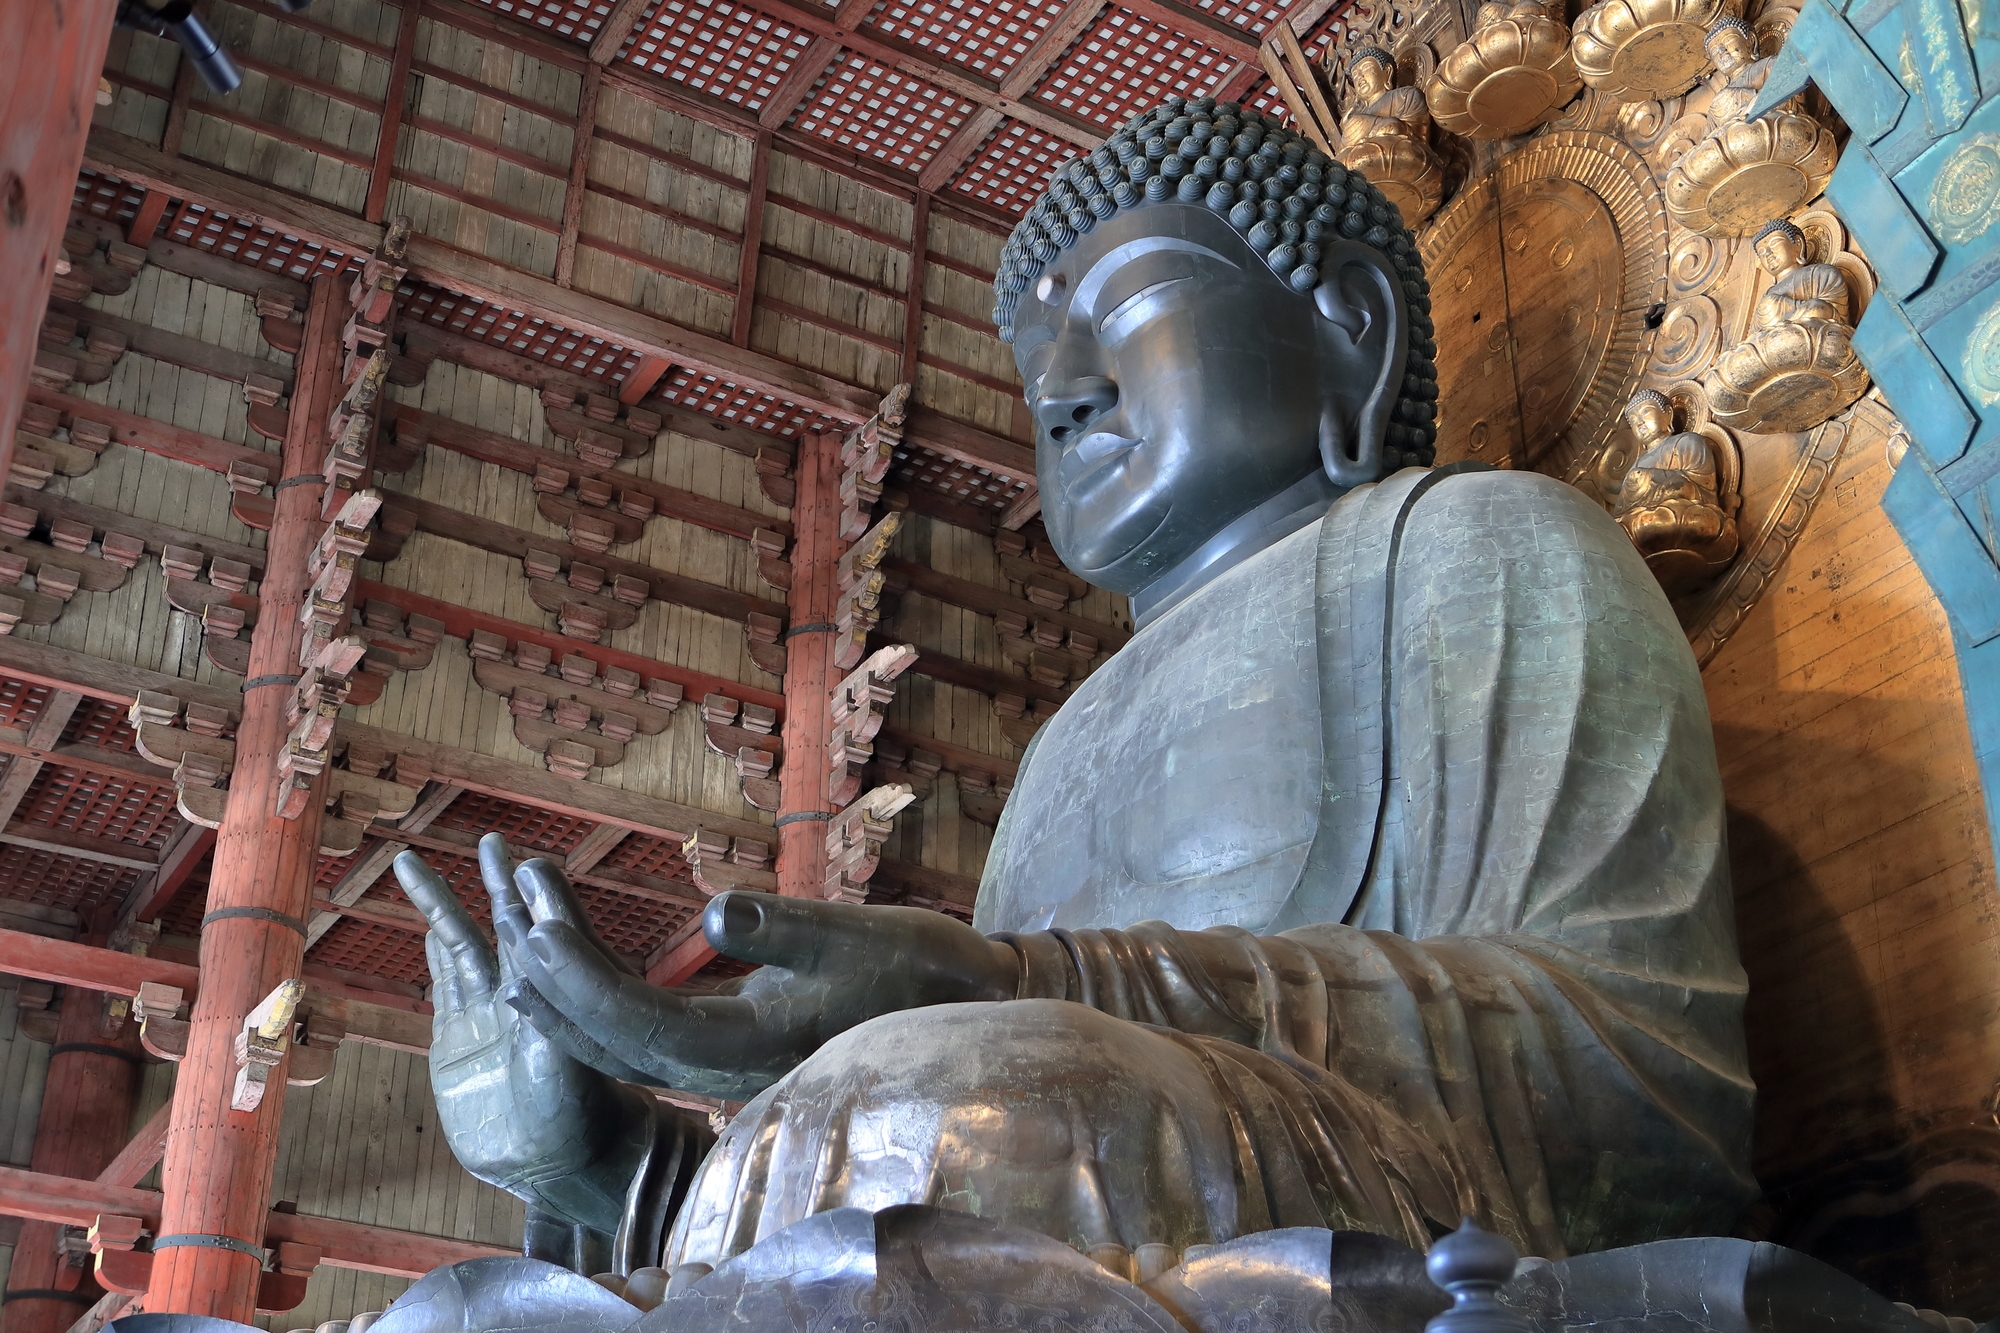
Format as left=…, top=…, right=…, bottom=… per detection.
left=366, top=0, right=424, bottom=223
left=734, top=131, right=774, bottom=348
left=589, top=0, right=654, bottom=63
left=902, top=191, right=932, bottom=387
left=0, top=691, right=83, bottom=827
left=918, top=0, right=1109, bottom=192
left=556, top=62, right=603, bottom=289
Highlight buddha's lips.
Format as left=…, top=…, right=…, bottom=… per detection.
left=1059, top=430, right=1142, bottom=494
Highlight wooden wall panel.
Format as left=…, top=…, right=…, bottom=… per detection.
left=386, top=19, right=580, bottom=277
left=1706, top=438, right=2000, bottom=1307
left=243, top=1043, right=522, bottom=1331
left=0, top=983, right=53, bottom=1300
left=95, top=30, right=175, bottom=146
left=917, top=211, right=1016, bottom=435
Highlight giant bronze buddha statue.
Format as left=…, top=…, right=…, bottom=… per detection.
left=394, top=95, right=1757, bottom=1303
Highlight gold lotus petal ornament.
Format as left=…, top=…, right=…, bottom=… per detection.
left=1340, top=134, right=1446, bottom=226
left=1663, top=112, right=1838, bottom=235
left=1424, top=3, right=1583, bottom=139
left=1571, top=0, right=1728, bottom=101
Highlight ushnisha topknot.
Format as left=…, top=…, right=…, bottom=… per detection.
left=992, top=95, right=1440, bottom=467
left=1349, top=45, right=1397, bottom=73
left=1704, top=14, right=1755, bottom=47
left=1752, top=216, right=1805, bottom=247
left=1623, top=388, right=1673, bottom=423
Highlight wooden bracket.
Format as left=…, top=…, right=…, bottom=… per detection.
left=543, top=396, right=659, bottom=468
left=824, top=783, right=916, bottom=903
left=828, top=644, right=918, bottom=808
left=231, top=978, right=303, bottom=1112
left=134, top=980, right=189, bottom=1062
left=682, top=831, right=776, bottom=895
left=470, top=644, right=681, bottom=779
left=700, top=693, right=781, bottom=811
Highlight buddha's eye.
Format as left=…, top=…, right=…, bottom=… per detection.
left=1098, top=277, right=1190, bottom=341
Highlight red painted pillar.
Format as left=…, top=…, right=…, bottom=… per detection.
left=776, top=431, right=840, bottom=899
left=1, top=989, right=142, bottom=1333
left=0, top=0, right=117, bottom=487
left=145, top=277, right=341, bottom=1320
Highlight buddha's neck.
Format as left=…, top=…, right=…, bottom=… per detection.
left=1130, top=470, right=1347, bottom=628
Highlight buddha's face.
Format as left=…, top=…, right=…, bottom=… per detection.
left=1351, top=58, right=1393, bottom=100
left=1707, top=28, right=1754, bottom=72
left=1625, top=400, right=1673, bottom=443
left=1754, top=229, right=1802, bottom=274
left=1010, top=204, right=1406, bottom=595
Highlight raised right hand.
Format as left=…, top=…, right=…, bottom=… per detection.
left=395, top=841, right=651, bottom=1233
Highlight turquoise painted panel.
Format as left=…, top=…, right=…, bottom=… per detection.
left=1749, top=0, right=1908, bottom=138
left=1882, top=453, right=2000, bottom=642
left=1852, top=297, right=1980, bottom=462
left=1902, top=277, right=2000, bottom=455
left=1903, top=0, right=1978, bottom=133
left=1827, top=145, right=1942, bottom=299
left=1892, top=96, right=2000, bottom=309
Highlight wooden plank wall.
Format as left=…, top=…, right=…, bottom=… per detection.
left=1705, top=436, right=2000, bottom=1311
left=0, top=983, right=55, bottom=1297
left=251, top=1043, right=524, bottom=1331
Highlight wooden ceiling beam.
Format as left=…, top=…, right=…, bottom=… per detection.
left=117, top=822, right=215, bottom=927
left=918, top=0, right=1108, bottom=192
left=555, top=63, right=604, bottom=288
left=305, top=780, right=464, bottom=948
left=0, top=822, right=161, bottom=871
left=589, top=0, right=654, bottom=64
left=0, top=636, right=776, bottom=844
left=0, top=692, right=83, bottom=829
left=0, top=1161, right=510, bottom=1278
left=733, top=132, right=774, bottom=347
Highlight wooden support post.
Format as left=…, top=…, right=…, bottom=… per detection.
left=731, top=132, right=772, bottom=349
left=365, top=0, right=423, bottom=224
left=618, top=354, right=671, bottom=407
left=555, top=63, right=602, bottom=289
left=776, top=430, right=841, bottom=900
left=126, top=192, right=171, bottom=248
left=0, top=986, right=143, bottom=1333
left=144, top=279, right=344, bottom=1322
left=0, top=0, right=118, bottom=493
left=901, top=193, right=931, bottom=388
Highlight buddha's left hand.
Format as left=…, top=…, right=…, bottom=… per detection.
left=491, top=839, right=1019, bottom=1100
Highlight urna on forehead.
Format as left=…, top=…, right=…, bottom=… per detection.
left=993, top=93, right=1445, bottom=471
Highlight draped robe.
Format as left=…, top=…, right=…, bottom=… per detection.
left=612, top=467, right=1757, bottom=1274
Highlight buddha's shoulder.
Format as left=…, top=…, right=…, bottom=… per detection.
left=1378, top=465, right=1632, bottom=550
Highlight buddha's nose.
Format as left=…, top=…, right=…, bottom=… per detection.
left=1035, top=377, right=1118, bottom=445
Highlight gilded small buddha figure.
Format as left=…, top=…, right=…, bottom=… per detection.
left=1571, top=0, right=1729, bottom=102
left=1423, top=0, right=1581, bottom=139
left=1332, top=47, right=1445, bottom=225
left=1664, top=18, right=1837, bottom=234
left=1703, top=217, right=1869, bottom=433
left=1612, top=389, right=1740, bottom=592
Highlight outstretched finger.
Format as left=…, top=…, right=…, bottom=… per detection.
left=701, top=890, right=891, bottom=970
left=516, top=859, right=642, bottom=978
left=500, top=974, right=663, bottom=1087
left=425, top=931, right=466, bottom=1015
left=478, top=833, right=535, bottom=957
left=523, top=918, right=759, bottom=1095
left=396, top=850, right=498, bottom=1000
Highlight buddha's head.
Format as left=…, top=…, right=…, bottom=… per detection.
left=1623, top=389, right=1675, bottom=445
left=1752, top=217, right=1805, bottom=275
left=1349, top=49, right=1397, bottom=101
left=1705, top=17, right=1756, bottom=74
left=993, top=98, right=1437, bottom=598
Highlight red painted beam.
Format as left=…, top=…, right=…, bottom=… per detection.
left=618, top=354, right=672, bottom=407
left=366, top=0, right=424, bottom=224
left=97, top=1102, right=173, bottom=1191
left=0, top=0, right=118, bottom=491
left=0, top=927, right=200, bottom=998
left=0, top=1166, right=509, bottom=1279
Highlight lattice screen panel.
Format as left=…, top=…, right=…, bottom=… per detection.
left=161, top=203, right=359, bottom=281
left=789, top=55, right=974, bottom=171
left=657, top=367, right=841, bottom=440
left=893, top=441, right=1032, bottom=512
left=863, top=0, right=1056, bottom=79
left=1180, top=0, right=1295, bottom=37
left=311, top=917, right=433, bottom=985
left=948, top=117, right=1071, bottom=215
left=399, top=287, right=642, bottom=384
left=576, top=889, right=691, bottom=964
left=598, top=833, right=689, bottom=880
left=61, top=696, right=140, bottom=754
left=476, top=0, right=614, bottom=44
left=0, top=846, right=139, bottom=914
left=1032, top=7, right=1238, bottom=131
left=19, top=767, right=183, bottom=854
left=72, top=171, right=149, bottom=228
left=620, top=0, right=819, bottom=116
left=0, top=679, right=52, bottom=733
left=1241, top=11, right=1344, bottom=120
left=433, top=791, right=599, bottom=857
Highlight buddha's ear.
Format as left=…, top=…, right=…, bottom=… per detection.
left=1312, top=241, right=1409, bottom=487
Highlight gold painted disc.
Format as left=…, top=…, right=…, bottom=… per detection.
left=1732, top=370, right=1852, bottom=431
left=1465, top=67, right=1566, bottom=136
left=1704, top=162, right=1813, bottom=232
left=1606, top=21, right=1710, bottom=97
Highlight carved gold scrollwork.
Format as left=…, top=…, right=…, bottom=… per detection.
left=1652, top=295, right=1723, bottom=378
left=1669, top=228, right=1735, bottom=295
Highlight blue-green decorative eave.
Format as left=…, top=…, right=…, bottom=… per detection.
left=1771, top=0, right=2000, bottom=856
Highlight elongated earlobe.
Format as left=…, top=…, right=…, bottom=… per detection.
left=1319, top=401, right=1382, bottom=486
